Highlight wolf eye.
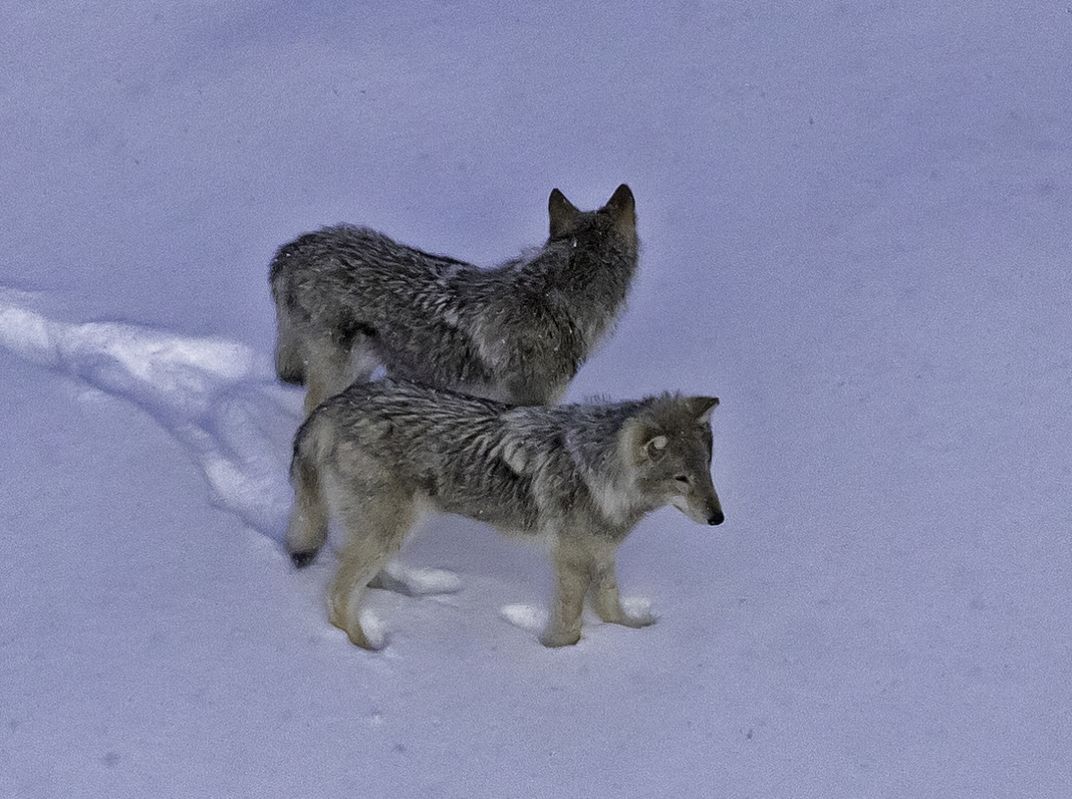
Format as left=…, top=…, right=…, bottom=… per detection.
left=674, top=474, right=691, bottom=485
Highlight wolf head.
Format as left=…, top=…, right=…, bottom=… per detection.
left=548, top=184, right=637, bottom=250
left=621, top=395, right=724, bottom=526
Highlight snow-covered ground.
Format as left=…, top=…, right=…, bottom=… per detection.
left=3, top=3, right=1070, bottom=797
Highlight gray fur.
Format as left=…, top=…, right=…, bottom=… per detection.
left=285, top=378, right=723, bottom=649
left=269, top=185, right=639, bottom=411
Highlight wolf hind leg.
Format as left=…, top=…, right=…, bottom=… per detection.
left=302, top=340, right=354, bottom=414
left=328, top=486, right=418, bottom=649
left=302, top=333, right=381, bottom=414
left=349, top=332, right=382, bottom=383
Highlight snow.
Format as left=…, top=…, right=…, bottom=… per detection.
left=357, top=609, right=389, bottom=652
left=501, top=598, right=655, bottom=636
left=3, top=2, right=1071, bottom=797
left=620, top=596, right=656, bottom=626
left=0, top=288, right=296, bottom=536
left=375, top=563, right=463, bottom=597
left=500, top=604, right=547, bottom=634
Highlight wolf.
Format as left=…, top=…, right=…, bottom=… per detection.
left=269, top=185, right=638, bottom=412
left=285, top=378, right=724, bottom=649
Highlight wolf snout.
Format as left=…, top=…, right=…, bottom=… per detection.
left=707, top=509, right=724, bottom=526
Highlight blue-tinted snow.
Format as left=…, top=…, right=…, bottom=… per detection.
left=2, top=3, right=1070, bottom=797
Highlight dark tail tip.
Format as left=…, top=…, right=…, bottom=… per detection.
left=277, top=369, right=305, bottom=386
left=290, top=549, right=319, bottom=569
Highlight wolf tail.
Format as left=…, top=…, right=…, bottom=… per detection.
left=285, top=411, right=331, bottom=567
left=275, top=329, right=305, bottom=385
left=270, top=273, right=306, bottom=385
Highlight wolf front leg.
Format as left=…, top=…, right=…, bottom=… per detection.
left=540, top=542, right=592, bottom=647
left=590, top=555, right=655, bottom=629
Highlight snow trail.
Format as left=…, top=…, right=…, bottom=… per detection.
left=0, top=286, right=469, bottom=593
left=0, top=286, right=297, bottom=538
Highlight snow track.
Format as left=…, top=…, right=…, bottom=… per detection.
left=4, top=3, right=1071, bottom=796
left=0, top=286, right=296, bottom=537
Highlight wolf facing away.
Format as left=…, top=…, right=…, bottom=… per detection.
left=285, top=378, right=723, bottom=649
left=269, top=185, right=639, bottom=412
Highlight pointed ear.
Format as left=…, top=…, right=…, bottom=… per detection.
left=686, top=396, right=720, bottom=424
left=602, top=184, right=636, bottom=243
left=548, top=188, right=580, bottom=238
left=620, top=417, right=668, bottom=463
left=604, top=183, right=634, bottom=214
left=642, top=433, right=669, bottom=461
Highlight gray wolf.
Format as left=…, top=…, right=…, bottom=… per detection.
left=285, top=378, right=723, bottom=649
left=269, top=185, right=639, bottom=411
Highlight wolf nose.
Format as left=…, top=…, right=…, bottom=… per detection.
left=707, top=510, right=724, bottom=526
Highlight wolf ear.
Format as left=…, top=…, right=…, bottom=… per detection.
left=549, top=188, right=581, bottom=238
left=602, top=184, right=636, bottom=243
left=687, top=396, right=719, bottom=424
left=620, top=417, right=668, bottom=463
left=642, top=433, right=669, bottom=461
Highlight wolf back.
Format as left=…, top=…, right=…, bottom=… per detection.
left=270, top=185, right=639, bottom=410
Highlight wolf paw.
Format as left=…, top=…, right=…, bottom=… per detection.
left=354, top=610, right=388, bottom=650
left=539, top=627, right=582, bottom=648
left=330, top=608, right=387, bottom=650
